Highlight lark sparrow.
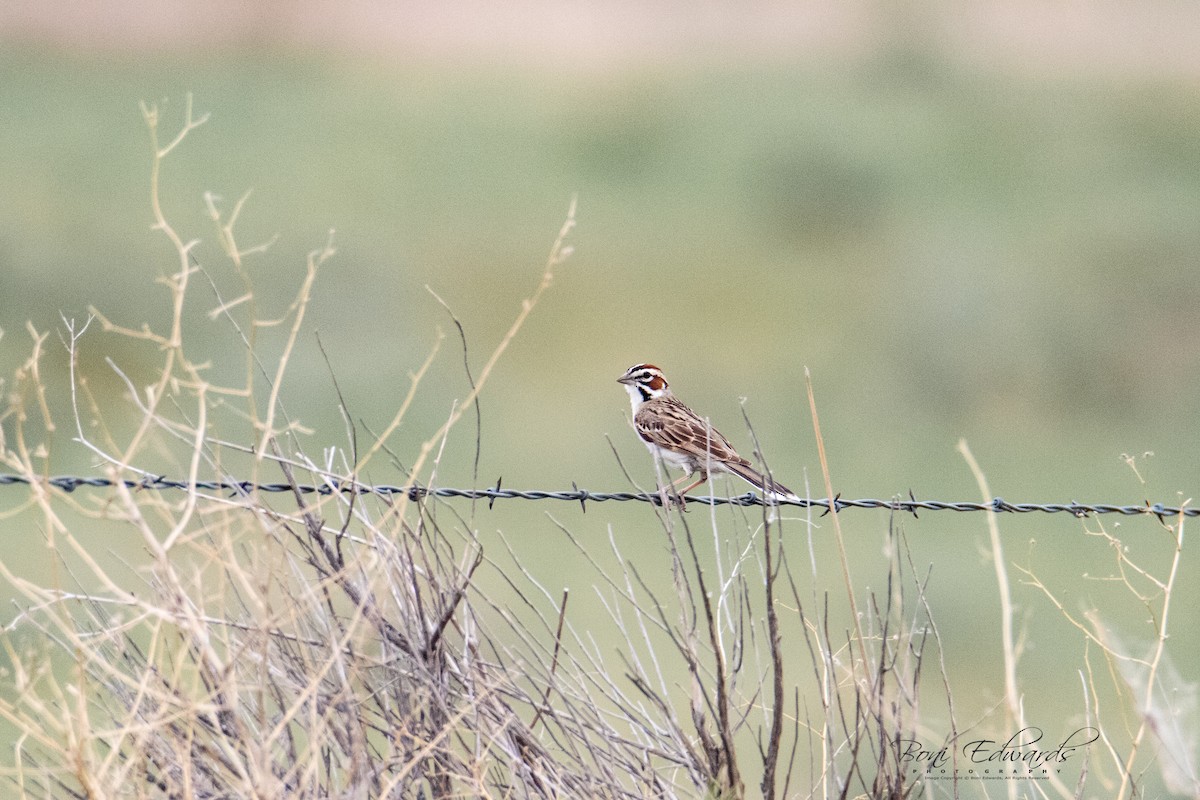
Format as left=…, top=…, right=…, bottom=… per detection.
left=617, top=363, right=796, bottom=502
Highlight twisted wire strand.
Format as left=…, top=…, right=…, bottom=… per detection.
left=0, top=473, right=1191, bottom=518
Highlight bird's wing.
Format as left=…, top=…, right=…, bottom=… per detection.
left=634, top=398, right=750, bottom=468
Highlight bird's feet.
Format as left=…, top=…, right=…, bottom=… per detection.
left=656, top=487, right=691, bottom=511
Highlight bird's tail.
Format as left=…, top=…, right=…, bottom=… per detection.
left=724, top=461, right=798, bottom=503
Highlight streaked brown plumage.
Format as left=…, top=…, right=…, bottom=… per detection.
left=617, top=363, right=795, bottom=500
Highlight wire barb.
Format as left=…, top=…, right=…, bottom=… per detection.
left=0, top=474, right=1194, bottom=518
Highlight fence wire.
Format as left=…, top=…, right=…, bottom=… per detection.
left=0, top=473, right=1191, bottom=519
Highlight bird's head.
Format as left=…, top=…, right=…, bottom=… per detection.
left=617, top=363, right=671, bottom=404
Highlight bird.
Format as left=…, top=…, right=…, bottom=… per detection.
left=617, top=363, right=796, bottom=503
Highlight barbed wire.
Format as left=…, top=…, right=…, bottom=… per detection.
left=0, top=473, right=1191, bottom=519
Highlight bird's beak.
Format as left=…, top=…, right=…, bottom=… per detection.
left=616, top=374, right=634, bottom=385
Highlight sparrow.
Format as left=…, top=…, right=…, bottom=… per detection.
left=617, top=363, right=796, bottom=502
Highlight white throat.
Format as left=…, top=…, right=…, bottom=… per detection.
left=623, top=382, right=645, bottom=415
left=624, top=380, right=672, bottom=415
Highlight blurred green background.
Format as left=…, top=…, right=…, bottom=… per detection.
left=1, top=1, right=1197, bottom=788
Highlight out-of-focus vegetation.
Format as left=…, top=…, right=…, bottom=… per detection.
left=2, top=46, right=1196, bottom=500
